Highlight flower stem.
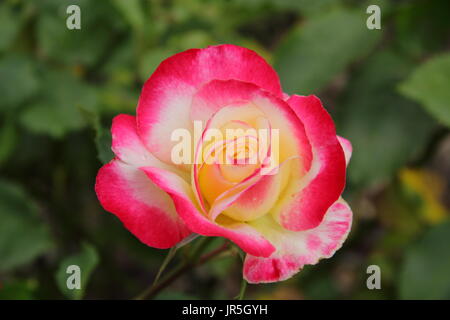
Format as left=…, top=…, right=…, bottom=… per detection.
left=152, top=246, right=177, bottom=287
left=135, top=239, right=229, bottom=300
left=237, top=278, right=247, bottom=300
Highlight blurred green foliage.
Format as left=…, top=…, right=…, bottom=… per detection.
left=55, top=243, right=99, bottom=299
left=275, top=8, right=381, bottom=94
left=0, top=0, right=449, bottom=299
left=400, top=54, right=450, bottom=127
left=0, top=180, right=53, bottom=272
left=399, top=221, right=450, bottom=299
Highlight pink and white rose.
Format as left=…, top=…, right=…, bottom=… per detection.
left=95, top=44, right=353, bottom=283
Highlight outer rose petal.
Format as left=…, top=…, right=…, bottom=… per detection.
left=137, top=44, right=283, bottom=164
left=337, top=136, right=352, bottom=166
left=140, top=166, right=275, bottom=257
left=95, top=160, right=191, bottom=249
left=272, top=95, right=346, bottom=231
left=244, top=198, right=352, bottom=284
left=111, top=114, right=169, bottom=168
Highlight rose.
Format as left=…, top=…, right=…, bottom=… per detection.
left=95, top=44, right=352, bottom=283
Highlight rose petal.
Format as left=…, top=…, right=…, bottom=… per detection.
left=337, top=135, right=352, bottom=167
left=191, top=80, right=312, bottom=168
left=272, top=95, right=346, bottom=231
left=192, top=104, right=267, bottom=215
left=244, top=198, right=352, bottom=283
left=140, top=166, right=276, bottom=257
left=224, top=158, right=291, bottom=221
left=137, top=45, right=283, bottom=165
left=209, top=156, right=296, bottom=222
left=95, top=160, right=191, bottom=249
left=112, top=114, right=175, bottom=170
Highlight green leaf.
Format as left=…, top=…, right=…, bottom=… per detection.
left=152, top=246, right=178, bottom=287
left=0, top=3, right=22, bottom=52
left=394, top=0, right=450, bottom=59
left=337, top=51, right=435, bottom=187
left=0, top=180, right=53, bottom=272
left=20, top=71, right=98, bottom=138
left=0, top=279, right=37, bottom=300
left=56, top=243, right=99, bottom=300
left=95, top=125, right=114, bottom=164
left=79, top=107, right=113, bottom=164
left=274, top=0, right=336, bottom=14
left=111, top=0, right=145, bottom=32
left=0, top=55, right=38, bottom=110
left=274, top=8, right=381, bottom=94
left=399, top=221, right=450, bottom=299
left=231, top=0, right=337, bottom=16
left=0, top=115, right=17, bottom=166
left=399, top=54, right=450, bottom=127
left=37, top=0, right=124, bottom=66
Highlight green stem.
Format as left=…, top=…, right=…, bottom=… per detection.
left=152, top=246, right=177, bottom=287
left=237, top=279, right=247, bottom=300
left=135, top=238, right=229, bottom=300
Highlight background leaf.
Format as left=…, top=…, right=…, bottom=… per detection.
left=336, top=51, right=435, bottom=187
left=274, top=8, right=381, bottom=94
left=19, top=71, right=98, bottom=138
left=37, top=0, right=124, bottom=66
left=111, top=0, right=145, bottom=32
left=0, top=180, right=52, bottom=272
left=55, top=243, right=99, bottom=300
left=0, top=56, right=38, bottom=110
left=399, top=53, right=450, bottom=127
left=399, top=222, right=450, bottom=299
left=0, top=279, right=37, bottom=300
left=0, top=3, right=23, bottom=52
left=0, top=115, right=17, bottom=166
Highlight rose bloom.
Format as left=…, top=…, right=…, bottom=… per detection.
left=95, top=44, right=352, bottom=283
